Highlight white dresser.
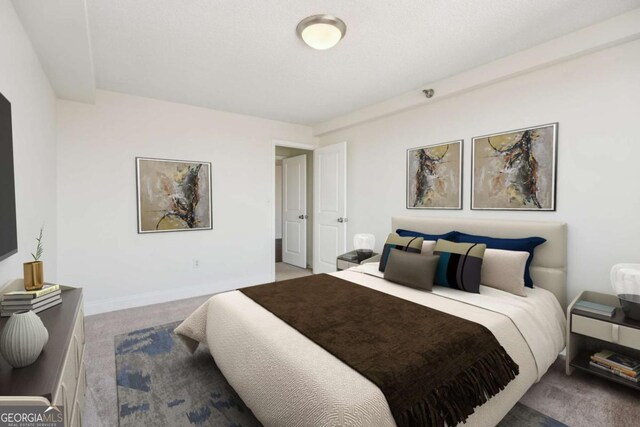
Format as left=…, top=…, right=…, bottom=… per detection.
left=0, top=283, right=85, bottom=426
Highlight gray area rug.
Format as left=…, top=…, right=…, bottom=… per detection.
left=115, top=322, right=567, bottom=427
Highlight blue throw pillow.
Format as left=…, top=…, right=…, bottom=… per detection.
left=456, top=233, right=546, bottom=288
left=396, top=229, right=459, bottom=242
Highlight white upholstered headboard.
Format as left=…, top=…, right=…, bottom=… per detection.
left=391, top=216, right=568, bottom=309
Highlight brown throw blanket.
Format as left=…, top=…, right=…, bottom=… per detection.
left=241, top=274, right=519, bottom=427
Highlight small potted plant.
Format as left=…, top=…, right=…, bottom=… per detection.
left=24, top=225, right=44, bottom=291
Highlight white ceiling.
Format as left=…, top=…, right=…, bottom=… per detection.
left=12, top=0, right=95, bottom=103
left=15, top=0, right=640, bottom=125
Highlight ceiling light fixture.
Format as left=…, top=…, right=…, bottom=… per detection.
left=296, top=15, right=346, bottom=50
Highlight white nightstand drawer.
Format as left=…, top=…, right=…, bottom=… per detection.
left=619, top=324, right=640, bottom=350
left=572, top=314, right=612, bottom=341
left=572, top=314, right=640, bottom=350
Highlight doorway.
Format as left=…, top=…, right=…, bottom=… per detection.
left=270, top=140, right=348, bottom=281
left=275, top=146, right=313, bottom=276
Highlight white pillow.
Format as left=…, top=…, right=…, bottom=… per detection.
left=481, top=248, right=529, bottom=297
left=421, top=240, right=436, bottom=255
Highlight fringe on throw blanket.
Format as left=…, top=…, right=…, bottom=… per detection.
left=396, top=346, right=519, bottom=427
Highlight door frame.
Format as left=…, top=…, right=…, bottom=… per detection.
left=269, top=139, right=318, bottom=281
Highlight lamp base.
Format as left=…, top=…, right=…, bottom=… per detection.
left=619, top=294, right=640, bottom=322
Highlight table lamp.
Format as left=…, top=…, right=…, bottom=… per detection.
left=354, top=234, right=375, bottom=263
left=611, top=263, right=640, bottom=321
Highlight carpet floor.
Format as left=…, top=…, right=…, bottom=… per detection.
left=115, top=322, right=566, bottom=427
left=275, top=262, right=313, bottom=281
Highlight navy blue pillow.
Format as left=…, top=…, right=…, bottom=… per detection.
left=456, top=233, right=546, bottom=288
left=396, top=229, right=459, bottom=242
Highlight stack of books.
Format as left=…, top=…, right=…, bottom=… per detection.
left=1, top=284, right=62, bottom=317
left=590, top=350, right=640, bottom=383
left=574, top=300, right=616, bottom=317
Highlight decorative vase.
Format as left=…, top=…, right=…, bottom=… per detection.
left=0, top=310, right=49, bottom=368
left=23, top=261, right=44, bottom=291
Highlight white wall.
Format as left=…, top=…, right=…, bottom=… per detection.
left=319, top=39, right=640, bottom=303
left=57, top=90, right=314, bottom=314
left=0, top=1, right=58, bottom=287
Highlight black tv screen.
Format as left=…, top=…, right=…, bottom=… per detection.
left=0, top=92, right=17, bottom=262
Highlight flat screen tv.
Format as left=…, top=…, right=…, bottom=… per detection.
left=0, top=92, right=17, bottom=262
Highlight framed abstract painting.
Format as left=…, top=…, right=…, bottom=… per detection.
left=136, top=157, right=212, bottom=233
left=472, top=123, right=557, bottom=211
left=407, top=140, right=462, bottom=209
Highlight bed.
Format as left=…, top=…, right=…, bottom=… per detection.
left=176, top=216, right=567, bottom=426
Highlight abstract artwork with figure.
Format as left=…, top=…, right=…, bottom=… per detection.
left=136, top=158, right=212, bottom=233
left=472, top=123, right=557, bottom=211
left=407, top=140, right=462, bottom=209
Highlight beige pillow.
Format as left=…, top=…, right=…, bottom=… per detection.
left=481, top=248, right=529, bottom=297
left=421, top=240, right=436, bottom=256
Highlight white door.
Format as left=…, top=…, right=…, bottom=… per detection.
left=314, top=142, right=347, bottom=273
left=282, top=155, right=307, bottom=268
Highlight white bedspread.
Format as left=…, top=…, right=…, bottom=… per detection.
left=351, top=262, right=566, bottom=381
left=175, top=268, right=566, bottom=426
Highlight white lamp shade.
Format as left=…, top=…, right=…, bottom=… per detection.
left=611, top=263, right=640, bottom=321
left=354, top=234, right=375, bottom=251
left=611, top=264, right=640, bottom=297
left=301, top=23, right=342, bottom=50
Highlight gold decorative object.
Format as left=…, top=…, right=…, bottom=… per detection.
left=24, top=225, right=45, bottom=291
left=24, top=261, right=44, bottom=291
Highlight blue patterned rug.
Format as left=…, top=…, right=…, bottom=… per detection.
left=115, top=322, right=567, bottom=427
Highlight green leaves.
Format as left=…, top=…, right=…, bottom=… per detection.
left=31, top=225, right=44, bottom=261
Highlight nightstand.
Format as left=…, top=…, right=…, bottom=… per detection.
left=336, top=250, right=379, bottom=271
left=566, top=290, right=640, bottom=390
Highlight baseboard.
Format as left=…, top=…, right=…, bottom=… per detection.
left=83, top=275, right=267, bottom=316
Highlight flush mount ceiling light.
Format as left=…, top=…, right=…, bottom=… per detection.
left=296, top=15, right=347, bottom=50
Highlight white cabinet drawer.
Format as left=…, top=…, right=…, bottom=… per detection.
left=72, top=310, right=84, bottom=380
left=53, top=381, right=73, bottom=426
left=75, top=362, right=86, bottom=422
left=572, top=314, right=640, bottom=350
left=53, top=307, right=84, bottom=425
left=571, top=315, right=612, bottom=341
left=619, top=324, right=640, bottom=350
left=70, top=401, right=81, bottom=427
